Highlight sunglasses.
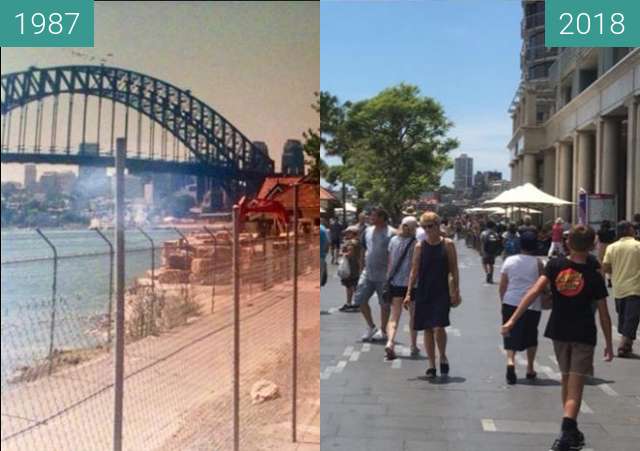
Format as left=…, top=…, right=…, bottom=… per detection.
left=423, top=222, right=439, bottom=229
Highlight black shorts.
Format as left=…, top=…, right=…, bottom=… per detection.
left=389, top=285, right=416, bottom=300
left=615, top=296, right=640, bottom=340
left=482, top=255, right=496, bottom=265
left=502, top=304, right=541, bottom=351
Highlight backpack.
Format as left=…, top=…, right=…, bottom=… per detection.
left=503, top=235, right=520, bottom=256
left=483, top=231, right=501, bottom=256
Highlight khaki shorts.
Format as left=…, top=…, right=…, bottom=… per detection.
left=553, top=341, right=594, bottom=376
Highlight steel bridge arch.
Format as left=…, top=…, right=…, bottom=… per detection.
left=0, top=65, right=274, bottom=178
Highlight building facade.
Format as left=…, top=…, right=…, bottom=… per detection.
left=24, top=164, right=37, bottom=191
left=453, top=153, right=473, bottom=191
left=281, top=140, right=305, bottom=176
left=508, top=1, right=639, bottom=221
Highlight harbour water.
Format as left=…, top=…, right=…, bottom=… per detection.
left=0, top=227, right=179, bottom=385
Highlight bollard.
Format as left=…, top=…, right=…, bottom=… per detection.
left=35, top=228, right=58, bottom=375
left=94, top=228, right=114, bottom=346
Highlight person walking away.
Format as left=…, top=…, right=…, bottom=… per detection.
left=603, top=221, right=640, bottom=357
left=518, top=214, right=538, bottom=236
left=501, top=225, right=613, bottom=451
left=480, top=220, right=501, bottom=284
left=353, top=208, right=396, bottom=341
left=338, top=226, right=362, bottom=312
left=329, top=218, right=343, bottom=264
left=384, top=216, right=419, bottom=360
left=499, top=231, right=548, bottom=384
left=404, top=212, right=461, bottom=378
left=549, top=218, right=565, bottom=258
left=320, top=221, right=330, bottom=287
left=502, top=223, right=521, bottom=259
left=632, top=213, right=640, bottom=240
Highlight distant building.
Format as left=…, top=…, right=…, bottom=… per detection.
left=57, top=171, right=77, bottom=195
left=39, top=171, right=60, bottom=197
left=281, top=139, right=305, bottom=176
left=453, top=154, right=473, bottom=191
left=77, top=142, right=109, bottom=197
left=24, top=164, right=37, bottom=191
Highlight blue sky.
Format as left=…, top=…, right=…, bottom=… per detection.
left=321, top=0, right=523, bottom=186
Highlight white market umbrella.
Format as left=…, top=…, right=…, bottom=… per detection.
left=484, top=183, right=573, bottom=207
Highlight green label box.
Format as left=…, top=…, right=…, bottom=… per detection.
left=546, top=0, right=640, bottom=47
left=0, top=0, right=94, bottom=47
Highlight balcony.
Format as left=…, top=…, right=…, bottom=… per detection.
left=525, top=45, right=558, bottom=62
left=521, top=12, right=545, bottom=34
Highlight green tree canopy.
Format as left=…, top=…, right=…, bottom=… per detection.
left=323, top=84, right=458, bottom=222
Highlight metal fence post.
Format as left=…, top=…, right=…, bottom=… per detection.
left=113, top=137, right=126, bottom=451
left=292, top=184, right=299, bottom=443
left=202, top=226, right=218, bottom=314
left=35, top=228, right=58, bottom=375
left=137, top=227, right=156, bottom=336
left=232, top=205, right=240, bottom=451
left=94, top=228, right=114, bottom=346
left=136, top=227, right=155, bottom=294
left=173, top=227, right=192, bottom=296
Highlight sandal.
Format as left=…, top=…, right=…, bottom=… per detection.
left=425, top=367, right=437, bottom=378
left=526, top=371, right=537, bottom=380
left=618, top=345, right=633, bottom=358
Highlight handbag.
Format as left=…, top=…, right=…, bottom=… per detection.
left=538, top=258, right=552, bottom=310
left=382, top=237, right=415, bottom=303
left=337, top=256, right=351, bottom=280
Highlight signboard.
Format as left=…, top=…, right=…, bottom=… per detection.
left=587, top=194, right=617, bottom=229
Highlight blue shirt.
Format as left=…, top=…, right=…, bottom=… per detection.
left=320, top=224, right=329, bottom=260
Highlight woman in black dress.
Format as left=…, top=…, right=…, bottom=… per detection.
left=404, top=212, right=461, bottom=378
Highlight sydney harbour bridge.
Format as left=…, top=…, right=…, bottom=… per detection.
left=0, top=65, right=275, bottom=205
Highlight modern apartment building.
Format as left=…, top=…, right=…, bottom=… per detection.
left=508, top=0, right=639, bottom=221
left=453, top=153, right=473, bottom=191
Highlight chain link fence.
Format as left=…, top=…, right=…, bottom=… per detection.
left=1, top=219, right=320, bottom=450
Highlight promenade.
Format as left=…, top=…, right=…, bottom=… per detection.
left=320, top=243, right=639, bottom=451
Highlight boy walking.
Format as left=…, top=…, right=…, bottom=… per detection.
left=480, top=220, right=501, bottom=283
left=501, top=225, right=613, bottom=451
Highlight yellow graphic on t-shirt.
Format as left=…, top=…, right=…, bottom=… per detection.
left=555, top=268, right=584, bottom=297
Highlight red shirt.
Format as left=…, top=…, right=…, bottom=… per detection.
left=551, top=223, right=563, bottom=242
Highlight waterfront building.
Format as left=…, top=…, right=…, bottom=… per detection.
left=508, top=0, right=639, bottom=221
left=77, top=143, right=110, bottom=197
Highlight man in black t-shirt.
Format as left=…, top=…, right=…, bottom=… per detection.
left=501, top=225, right=613, bottom=451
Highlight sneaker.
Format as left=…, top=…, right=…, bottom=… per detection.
left=338, top=304, right=351, bottom=312
left=506, top=365, right=517, bottom=385
left=361, top=326, right=377, bottom=342
left=550, top=430, right=585, bottom=451
left=425, top=367, right=437, bottom=378
left=410, top=346, right=420, bottom=357
left=372, top=329, right=387, bottom=342
left=385, top=345, right=396, bottom=360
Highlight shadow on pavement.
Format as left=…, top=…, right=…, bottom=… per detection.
left=409, top=376, right=467, bottom=384
left=585, top=376, right=616, bottom=386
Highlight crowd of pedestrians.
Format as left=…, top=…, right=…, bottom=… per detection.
left=321, top=207, right=640, bottom=451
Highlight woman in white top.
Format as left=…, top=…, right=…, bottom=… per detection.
left=498, top=230, right=548, bottom=385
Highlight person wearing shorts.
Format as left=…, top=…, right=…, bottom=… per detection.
left=603, top=221, right=640, bottom=357
left=502, top=225, right=613, bottom=451
left=499, top=231, right=546, bottom=384
left=353, top=208, right=395, bottom=342
left=384, top=216, right=418, bottom=360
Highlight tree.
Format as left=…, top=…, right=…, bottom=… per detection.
left=328, top=84, right=458, bottom=222
left=302, top=92, right=324, bottom=181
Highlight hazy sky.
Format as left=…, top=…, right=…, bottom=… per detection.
left=321, top=0, right=522, bottom=186
left=1, top=1, right=319, bottom=183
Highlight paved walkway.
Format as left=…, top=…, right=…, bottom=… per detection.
left=320, top=243, right=640, bottom=451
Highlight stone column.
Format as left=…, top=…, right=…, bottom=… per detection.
left=543, top=148, right=556, bottom=195
left=601, top=118, right=620, bottom=195
left=558, top=141, right=573, bottom=221
left=572, top=133, right=579, bottom=221
left=522, top=153, right=537, bottom=184
left=628, top=98, right=640, bottom=219
left=594, top=119, right=603, bottom=193
left=576, top=131, right=595, bottom=194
